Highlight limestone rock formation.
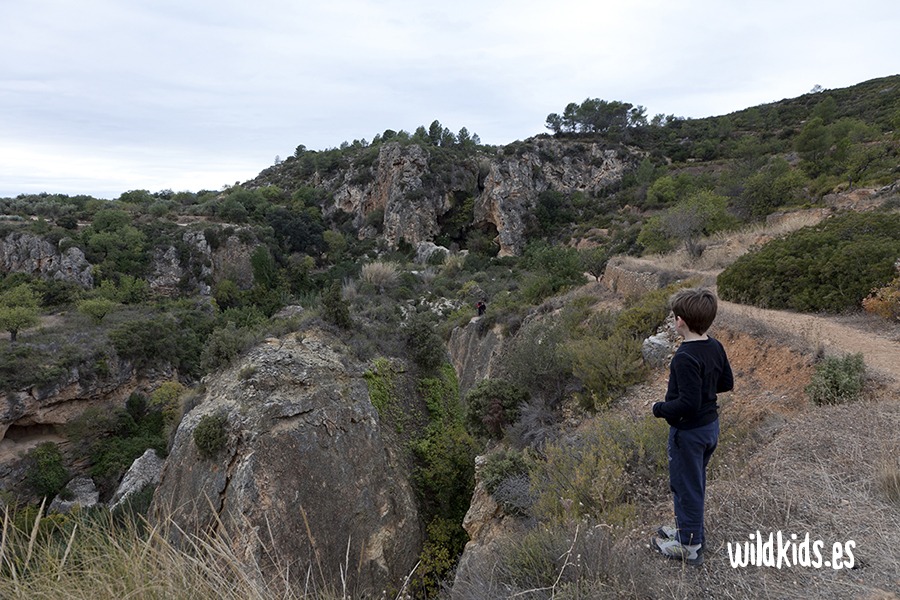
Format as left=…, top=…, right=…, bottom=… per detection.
left=451, top=454, right=527, bottom=599
left=0, top=231, right=93, bottom=287
left=148, top=229, right=253, bottom=296
left=0, top=356, right=143, bottom=443
left=151, top=328, right=422, bottom=595
left=477, top=139, right=633, bottom=255
left=110, top=448, right=164, bottom=511
left=49, top=476, right=100, bottom=513
left=448, top=319, right=506, bottom=399
left=249, top=138, right=638, bottom=256
left=642, top=315, right=679, bottom=368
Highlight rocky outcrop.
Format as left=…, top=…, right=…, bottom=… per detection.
left=603, top=256, right=688, bottom=298
left=110, top=448, right=164, bottom=511
left=448, top=319, right=506, bottom=398
left=642, top=315, right=678, bottom=368
left=208, top=230, right=256, bottom=289
left=250, top=138, right=638, bottom=256
left=148, top=230, right=214, bottom=297
left=151, top=328, right=422, bottom=595
left=0, top=356, right=147, bottom=442
left=476, top=139, right=633, bottom=255
left=0, top=231, right=93, bottom=287
left=451, top=454, right=528, bottom=599
left=49, top=477, right=100, bottom=513
left=148, top=228, right=258, bottom=296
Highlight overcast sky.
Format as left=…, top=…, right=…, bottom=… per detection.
left=1, top=0, right=897, bottom=199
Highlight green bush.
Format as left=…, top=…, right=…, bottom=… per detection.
left=806, top=353, right=866, bottom=405
left=65, top=404, right=167, bottom=498
left=408, top=366, right=477, bottom=598
left=529, top=415, right=667, bottom=524
left=193, top=414, right=228, bottom=458
left=480, top=447, right=532, bottom=516
left=404, top=312, right=446, bottom=372
left=25, top=442, right=69, bottom=499
left=614, top=282, right=686, bottom=340
left=465, top=379, right=529, bottom=438
left=565, top=330, right=647, bottom=411
left=498, top=316, right=571, bottom=405
left=199, top=322, right=256, bottom=373
left=321, top=281, right=351, bottom=329
left=520, top=243, right=587, bottom=303
left=718, top=212, right=900, bottom=312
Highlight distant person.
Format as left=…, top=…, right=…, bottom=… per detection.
left=476, top=298, right=486, bottom=317
left=650, top=288, right=733, bottom=566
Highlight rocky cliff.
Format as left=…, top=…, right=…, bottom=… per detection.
left=250, top=138, right=638, bottom=256
left=147, top=227, right=257, bottom=296
left=150, top=327, right=422, bottom=595
left=0, top=231, right=93, bottom=287
left=447, top=318, right=506, bottom=398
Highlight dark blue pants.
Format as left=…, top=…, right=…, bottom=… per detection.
left=668, top=419, right=719, bottom=546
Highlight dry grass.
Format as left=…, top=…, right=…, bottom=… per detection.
left=876, top=456, right=900, bottom=506
left=643, top=210, right=827, bottom=273
left=0, top=505, right=395, bottom=600
left=360, top=261, right=400, bottom=290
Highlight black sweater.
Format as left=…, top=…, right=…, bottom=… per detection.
left=652, top=337, right=733, bottom=430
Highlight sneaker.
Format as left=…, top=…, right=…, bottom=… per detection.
left=651, top=535, right=704, bottom=566
left=656, top=524, right=677, bottom=539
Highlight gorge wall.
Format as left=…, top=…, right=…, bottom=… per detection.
left=250, top=138, right=639, bottom=256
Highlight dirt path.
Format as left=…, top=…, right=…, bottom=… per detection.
left=717, top=299, right=900, bottom=386
left=663, top=262, right=900, bottom=387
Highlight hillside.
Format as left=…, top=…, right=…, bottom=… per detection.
left=0, top=75, right=898, bottom=599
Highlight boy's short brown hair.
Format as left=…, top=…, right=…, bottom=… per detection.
left=670, top=288, right=718, bottom=335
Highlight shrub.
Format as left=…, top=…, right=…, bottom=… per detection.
left=65, top=403, right=167, bottom=498
left=404, top=312, right=446, bottom=372
left=614, top=283, right=686, bottom=340
left=481, top=447, right=531, bottom=514
left=193, top=414, right=228, bottom=459
left=529, top=415, right=667, bottom=524
left=320, top=281, right=351, bottom=329
left=718, top=212, right=900, bottom=312
left=0, top=283, right=40, bottom=342
left=521, top=243, right=587, bottom=303
left=200, top=322, right=256, bottom=373
left=862, top=275, right=900, bottom=321
left=465, top=379, right=529, bottom=439
left=876, top=458, right=900, bottom=505
left=149, top=381, right=186, bottom=424
left=25, top=442, right=69, bottom=499
left=498, top=317, right=571, bottom=405
left=806, top=353, right=866, bottom=405
left=360, top=261, right=399, bottom=291
left=77, top=297, right=118, bottom=323
left=408, top=366, right=476, bottom=597
left=565, top=330, right=646, bottom=411
left=109, top=316, right=179, bottom=370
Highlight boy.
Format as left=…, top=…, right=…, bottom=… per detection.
left=650, top=288, right=733, bottom=566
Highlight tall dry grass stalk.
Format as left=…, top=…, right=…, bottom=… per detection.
left=360, top=261, right=399, bottom=290
left=0, top=506, right=337, bottom=600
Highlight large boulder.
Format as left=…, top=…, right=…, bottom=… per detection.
left=49, top=477, right=100, bottom=513
left=151, top=328, right=422, bottom=595
left=0, top=231, right=93, bottom=287
left=110, top=448, right=164, bottom=511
